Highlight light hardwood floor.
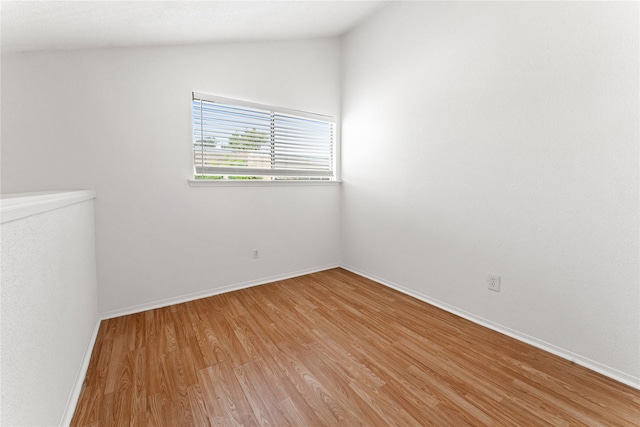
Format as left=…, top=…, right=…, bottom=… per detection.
left=71, top=268, right=640, bottom=426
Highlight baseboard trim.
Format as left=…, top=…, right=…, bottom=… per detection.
left=340, top=265, right=640, bottom=391
left=68, top=262, right=637, bottom=427
left=60, top=317, right=102, bottom=427
left=99, top=263, right=341, bottom=320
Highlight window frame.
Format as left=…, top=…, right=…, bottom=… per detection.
left=191, top=92, right=337, bottom=182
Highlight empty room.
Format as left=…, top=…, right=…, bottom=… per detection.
left=1, top=1, right=638, bottom=426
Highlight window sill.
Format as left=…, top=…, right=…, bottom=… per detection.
left=188, top=179, right=342, bottom=187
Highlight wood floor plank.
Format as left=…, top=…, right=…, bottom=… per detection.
left=233, top=358, right=292, bottom=426
left=186, top=384, right=211, bottom=427
left=131, top=348, right=147, bottom=416
left=198, top=361, right=259, bottom=427
left=71, top=268, right=640, bottom=426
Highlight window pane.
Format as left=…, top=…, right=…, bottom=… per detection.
left=192, top=93, right=334, bottom=180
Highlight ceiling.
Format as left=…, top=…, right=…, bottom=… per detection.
left=1, top=1, right=386, bottom=53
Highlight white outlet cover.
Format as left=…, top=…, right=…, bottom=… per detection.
left=487, top=274, right=501, bottom=292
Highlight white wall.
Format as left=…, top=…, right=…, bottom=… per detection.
left=1, top=195, right=98, bottom=426
left=341, top=2, right=639, bottom=384
left=1, top=39, right=341, bottom=313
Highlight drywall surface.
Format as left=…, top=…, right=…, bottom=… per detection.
left=1, top=39, right=341, bottom=313
left=341, top=2, right=639, bottom=383
left=1, top=196, right=98, bottom=426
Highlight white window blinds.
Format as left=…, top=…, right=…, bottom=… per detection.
left=192, top=92, right=335, bottom=179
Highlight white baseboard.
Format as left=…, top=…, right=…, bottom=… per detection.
left=341, top=265, right=640, bottom=391
left=65, top=261, right=637, bottom=427
left=99, top=263, right=340, bottom=320
left=60, top=317, right=102, bottom=427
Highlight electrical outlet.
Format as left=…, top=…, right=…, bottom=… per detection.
left=252, top=249, right=259, bottom=259
left=487, top=274, right=500, bottom=292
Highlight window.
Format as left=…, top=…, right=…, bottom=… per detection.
left=192, top=92, right=335, bottom=181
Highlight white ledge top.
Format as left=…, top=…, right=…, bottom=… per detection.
left=188, top=179, right=341, bottom=187
left=0, top=190, right=96, bottom=224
